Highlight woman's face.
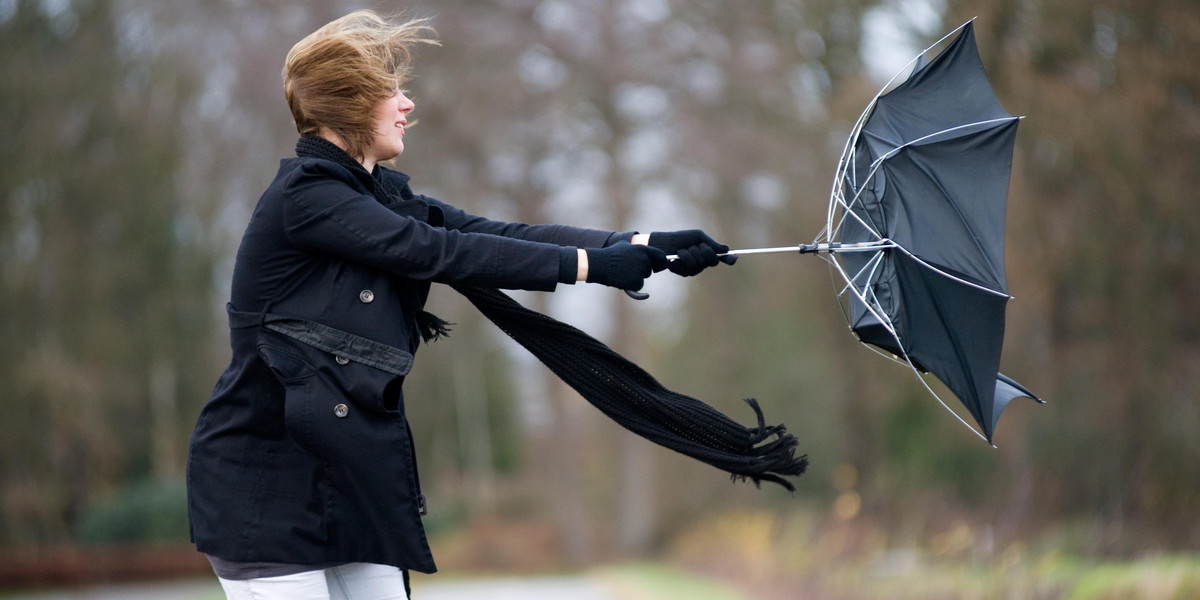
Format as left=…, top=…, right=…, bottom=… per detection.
left=363, top=89, right=415, bottom=168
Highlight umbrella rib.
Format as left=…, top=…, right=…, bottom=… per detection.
left=832, top=120, right=1021, bottom=251
left=839, top=250, right=887, bottom=300
left=831, top=250, right=991, bottom=445
left=827, top=18, right=978, bottom=238
left=830, top=107, right=876, bottom=224
left=842, top=120, right=1019, bottom=299
left=827, top=18, right=981, bottom=243
left=831, top=173, right=887, bottom=244
left=830, top=155, right=889, bottom=247
left=876, top=18, right=978, bottom=98
left=908, top=260, right=999, bottom=443
left=831, top=145, right=879, bottom=242
left=835, top=255, right=901, bottom=344
left=868, top=117, right=1020, bottom=171
left=902, top=356, right=991, bottom=444
left=893, top=246, right=1010, bottom=298
left=900, top=140, right=1008, bottom=285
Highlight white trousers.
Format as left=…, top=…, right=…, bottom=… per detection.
left=217, top=562, right=409, bottom=600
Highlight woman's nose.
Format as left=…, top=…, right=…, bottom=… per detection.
left=398, top=92, right=415, bottom=113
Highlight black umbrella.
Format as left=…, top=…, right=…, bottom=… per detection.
left=817, top=20, right=1043, bottom=444
left=655, top=21, right=1041, bottom=444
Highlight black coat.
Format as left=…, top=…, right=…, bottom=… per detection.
left=187, top=137, right=616, bottom=573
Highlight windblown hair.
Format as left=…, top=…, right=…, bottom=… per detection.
left=283, top=10, right=437, bottom=161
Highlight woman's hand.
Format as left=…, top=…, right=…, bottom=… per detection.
left=580, top=242, right=668, bottom=291
left=643, top=229, right=737, bottom=276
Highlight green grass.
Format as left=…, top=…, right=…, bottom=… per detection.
left=1061, top=556, right=1200, bottom=600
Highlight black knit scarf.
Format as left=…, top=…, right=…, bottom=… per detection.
left=295, top=135, right=808, bottom=490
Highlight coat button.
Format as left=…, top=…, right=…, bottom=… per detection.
left=335, top=355, right=350, bottom=365
left=359, top=289, right=375, bottom=303
left=334, top=403, right=349, bottom=418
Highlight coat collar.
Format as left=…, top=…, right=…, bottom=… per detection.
left=295, top=134, right=413, bottom=201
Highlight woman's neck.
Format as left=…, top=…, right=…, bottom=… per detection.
left=316, top=129, right=374, bottom=171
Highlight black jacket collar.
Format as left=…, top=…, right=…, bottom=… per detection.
left=294, top=134, right=412, bottom=201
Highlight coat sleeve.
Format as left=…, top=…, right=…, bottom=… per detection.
left=280, top=161, right=567, bottom=291
left=422, top=195, right=623, bottom=249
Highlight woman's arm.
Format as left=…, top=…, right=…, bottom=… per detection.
left=423, top=195, right=621, bottom=249
left=280, top=162, right=568, bottom=290
left=277, top=162, right=665, bottom=291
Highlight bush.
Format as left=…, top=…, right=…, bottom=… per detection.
left=75, top=479, right=190, bottom=544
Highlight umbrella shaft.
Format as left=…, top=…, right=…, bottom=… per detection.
left=667, top=242, right=890, bottom=260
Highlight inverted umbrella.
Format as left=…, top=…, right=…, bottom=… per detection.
left=653, top=20, right=1042, bottom=444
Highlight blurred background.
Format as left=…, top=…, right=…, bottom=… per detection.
left=2, top=0, right=1198, bottom=598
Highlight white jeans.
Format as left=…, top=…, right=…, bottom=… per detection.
left=217, top=562, right=409, bottom=600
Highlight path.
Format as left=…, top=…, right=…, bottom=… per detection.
left=1, top=575, right=620, bottom=600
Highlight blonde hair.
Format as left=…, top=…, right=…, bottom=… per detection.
left=283, top=10, right=437, bottom=161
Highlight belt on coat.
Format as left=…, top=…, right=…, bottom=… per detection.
left=227, top=304, right=414, bottom=376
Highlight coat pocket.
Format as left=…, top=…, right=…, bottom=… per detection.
left=257, top=340, right=316, bottom=383
left=257, top=327, right=409, bottom=461
left=257, top=333, right=323, bottom=455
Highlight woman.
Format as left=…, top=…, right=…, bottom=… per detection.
left=186, top=10, right=733, bottom=600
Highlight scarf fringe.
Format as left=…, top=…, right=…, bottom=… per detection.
left=417, top=310, right=453, bottom=343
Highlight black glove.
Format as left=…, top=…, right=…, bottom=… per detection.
left=585, top=242, right=668, bottom=291
left=648, top=229, right=737, bottom=277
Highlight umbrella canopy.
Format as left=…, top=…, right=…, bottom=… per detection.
left=642, top=20, right=1040, bottom=444
left=823, top=20, right=1041, bottom=443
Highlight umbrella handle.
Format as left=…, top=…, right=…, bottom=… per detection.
left=624, top=289, right=650, bottom=300
left=662, top=245, right=813, bottom=260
